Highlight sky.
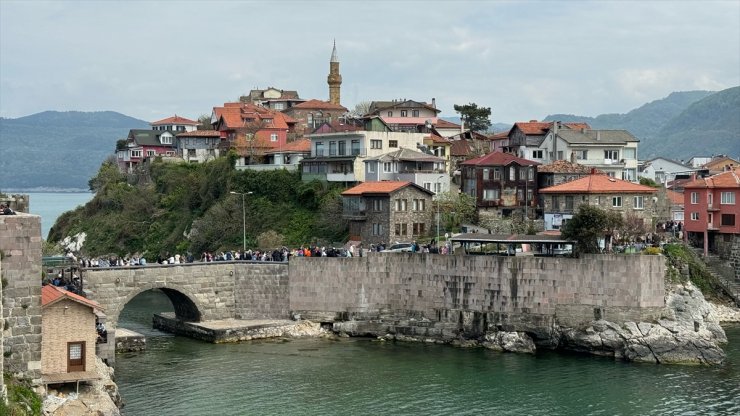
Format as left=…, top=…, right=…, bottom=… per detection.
left=1, top=0, right=738, bottom=125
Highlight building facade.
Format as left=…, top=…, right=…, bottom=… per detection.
left=363, top=148, right=449, bottom=196
left=176, top=130, right=222, bottom=164
left=683, top=168, right=740, bottom=256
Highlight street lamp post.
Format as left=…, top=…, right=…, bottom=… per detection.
left=230, top=191, right=253, bottom=252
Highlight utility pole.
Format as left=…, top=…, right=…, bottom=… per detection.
left=230, top=191, right=253, bottom=252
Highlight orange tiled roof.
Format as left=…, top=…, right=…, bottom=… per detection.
left=342, top=181, right=416, bottom=196
left=42, top=285, right=102, bottom=310
left=702, top=156, right=740, bottom=172
left=425, top=133, right=450, bottom=144
left=434, top=119, right=461, bottom=129
left=291, top=99, right=348, bottom=111
left=265, top=138, right=311, bottom=154
left=215, top=103, right=293, bottom=130
left=176, top=130, right=221, bottom=137
left=513, top=121, right=591, bottom=135
left=539, top=174, right=658, bottom=194
left=488, top=131, right=510, bottom=140
left=683, top=167, right=740, bottom=189
left=666, top=190, right=684, bottom=205
left=462, top=151, right=539, bottom=167
left=151, top=115, right=198, bottom=125
left=450, top=139, right=475, bottom=157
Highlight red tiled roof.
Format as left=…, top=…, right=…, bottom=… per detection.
left=450, top=139, right=475, bottom=157
left=42, top=285, right=102, bottom=310
left=434, top=119, right=461, bottom=129
left=425, top=133, right=450, bottom=144
left=683, top=167, right=740, bottom=189
left=151, top=115, right=198, bottom=125
left=539, top=174, right=658, bottom=194
left=291, top=99, right=348, bottom=111
left=214, top=103, right=293, bottom=130
left=313, top=121, right=362, bottom=133
left=342, top=181, right=422, bottom=196
left=488, top=131, right=510, bottom=140
left=176, top=130, right=221, bottom=137
left=513, top=121, right=590, bottom=136
left=702, top=156, right=740, bottom=172
left=461, top=151, right=539, bottom=167
left=537, top=160, right=602, bottom=174
left=265, top=138, right=311, bottom=154
left=666, top=190, right=684, bottom=205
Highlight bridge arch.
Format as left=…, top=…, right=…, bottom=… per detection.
left=106, top=282, right=205, bottom=329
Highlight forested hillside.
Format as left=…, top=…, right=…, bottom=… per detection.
left=0, top=111, right=148, bottom=190
left=544, top=88, right=740, bottom=160
left=48, top=155, right=348, bottom=257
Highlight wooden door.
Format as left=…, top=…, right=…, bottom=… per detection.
left=67, top=342, right=85, bottom=372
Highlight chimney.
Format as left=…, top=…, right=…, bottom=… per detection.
left=570, top=151, right=576, bottom=163
left=460, top=118, right=465, bottom=133
left=431, top=98, right=436, bottom=108
left=591, top=167, right=597, bottom=175
left=596, top=131, right=601, bottom=141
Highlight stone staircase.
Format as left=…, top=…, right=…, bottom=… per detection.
left=692, top=248, right=740, bottom=306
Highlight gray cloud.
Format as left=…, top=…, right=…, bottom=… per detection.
left=1, top=0, right=738, bottom=123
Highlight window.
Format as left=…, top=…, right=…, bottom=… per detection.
left=412, top=110, right=419, bottom=117
left=413, top=199, right=426, bottom=211
left=387, top=111, right=393, bottom=117
left=270, top=133, right=278, bottom=142
left=395, top=223, right=408, bottom=236
left=604, top=150, right=619, bottom=162
left=160, top=135, right=173, bottom=145
left=307, top=113, right=314, bottom=127
left=721, top=214, right=736, bottom=226
left=412, top=222, right=425, bottom=235
left=721, top=192, right=735, bottom=205
left=371, top=140, right=382, bottom=149
left=389, top=140, right=398, bottom=148
left=273, top=102, right=285, bottom=110
left=315, top=141, right=324, bottom=156
left=527, top=188, right=533, bottom=203
left=351, top=140, right=361, bottom=155
left=565, top=196, right=574, bottom=211
left=395, top=199, right=407, bottom=211
left=367, top=162, right=375, bottom=173
left=372, top=223, right=383, bottom=236
left=146, top=150, right=156, bottom=157
left=551, top=195, right=559, bottom=210
left=383, top=162, right=397, bottom=173
left=633, top=196, right=644, bottom=209
left=557, top=151, right=563, bottom=160
left=373, top=199, right=383, bottom=211
left=691, top=212, right=699, bottom=221
left=527, top=167, right=534, bottom=180
left=691, top=192, right=699, bottom=204
left=622, top=169, right=637, bottom=181
left=612, top=196, right=622, bottom=207
left=434, top=182, right=442, bottom=193
left=576, top=150, right=588, bottom=160
left=423, top=182, right=432, bottom=191
left=338, top=141, right=346, bottom=155
left=188, top=149, right=196, bottom=157
left=329, top=141, right=337, bottom=156
left=401, top=110, right=408, bottom=117
left=708, top=193, right=713, bottom=206
left=493, top=169, right=501, bottom=180
left=483, top=189, right=500, bottom=201
left=483, top=169, right=490, bottom=180
left=532, top=150, right=544, bottom=159
left=607, top=171, right=616, bottom=178
left=509, top=166, right=516, bottom=181
left=131, top=150, right=142, bottom=158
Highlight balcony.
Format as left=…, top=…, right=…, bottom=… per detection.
left=342, top=210, right=367, bottom=220
left=327, top=172, right=357, bottom=182
left=707, top=204, right=720, bottom=212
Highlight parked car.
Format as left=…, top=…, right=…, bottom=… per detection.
left=382, top=243, right=413, bottom=252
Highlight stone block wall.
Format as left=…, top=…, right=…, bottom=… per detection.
left=716, top=233, right=740, bottom=281
left=234, top=263, right=289, bottom=319
left=0, top=214, right=42, bottom=382
left=288, top=253, right=665, bottom=328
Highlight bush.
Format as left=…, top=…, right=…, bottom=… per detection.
left=643, top=246, right=662, bottom=255
left=0, top=373, right=42, bottom=415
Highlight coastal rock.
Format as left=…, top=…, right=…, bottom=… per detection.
left=482, top=331, right=536, bottom=354
left=710, top=302, right=740, bottom=323
left=43, top=357, right=121, bottom=416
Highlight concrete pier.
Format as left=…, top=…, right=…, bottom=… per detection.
left=115, top=328, right=146, bottom=353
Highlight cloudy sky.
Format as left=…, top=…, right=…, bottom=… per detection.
left=1, top=0, right=738, bottom=124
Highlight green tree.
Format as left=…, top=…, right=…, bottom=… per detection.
left=436, top=191, right=477, bottom=233
left=88, top=156, right=125, bottom=192
left=453, top=102, right=492, bottom=133
left=639, top=177, right=661, bottom=188
left=197, top=114, right=214, bottom=130
left=562, top=205, right=623, bottom=254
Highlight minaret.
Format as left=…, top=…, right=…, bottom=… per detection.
left=327, top=40, right=342, bottom=105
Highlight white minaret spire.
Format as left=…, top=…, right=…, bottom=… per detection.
left=330, top=39, right=339, bottom=63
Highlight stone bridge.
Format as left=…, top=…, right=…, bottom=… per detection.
left=83, top=261, right=289, bottom=363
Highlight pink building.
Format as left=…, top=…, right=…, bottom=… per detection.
left=683, top=168, right=740, bottom=255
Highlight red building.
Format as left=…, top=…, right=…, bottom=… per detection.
left=683, top=168, right=740, bottom=255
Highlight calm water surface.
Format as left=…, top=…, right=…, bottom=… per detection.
left=116, top=291, right=740, bottom=416
left=25, top=192, right=93, bottom=238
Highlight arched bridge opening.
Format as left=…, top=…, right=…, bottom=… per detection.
left=159, top=287, right=202, bottom=322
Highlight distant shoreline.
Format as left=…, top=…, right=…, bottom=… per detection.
left=3, top=188, right=91, bottom=193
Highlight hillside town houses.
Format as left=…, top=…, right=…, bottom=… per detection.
left=110, top=41, right=739, bottom=264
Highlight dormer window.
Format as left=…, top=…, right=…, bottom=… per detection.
left=160, top=134, right=173, bottom=145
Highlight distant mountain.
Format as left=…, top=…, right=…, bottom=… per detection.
left=0, top=111, right=148, bottom=190
left=545, top=88, right=740, bottom=160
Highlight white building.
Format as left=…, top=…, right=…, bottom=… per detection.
left=639, top=157, right=697, bottom=185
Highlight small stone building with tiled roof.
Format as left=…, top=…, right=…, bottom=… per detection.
left=341, top=181, right=434, bottom=245
left=537, top=160, right=602, bottom=189
left=538, top=173, right=658, bottom=231
left=282, top=99, right=348, bottom=135
left=41, top=285, right=103, bottom=387
left=460, top=151, right=539, bottom=217
left=176, top=129, right=222, bottom=164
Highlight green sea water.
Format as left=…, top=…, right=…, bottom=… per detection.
left=116, top=290, right=740, bottom=416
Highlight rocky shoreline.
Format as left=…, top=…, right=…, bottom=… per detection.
left=43, top=357, right=121, bottom=416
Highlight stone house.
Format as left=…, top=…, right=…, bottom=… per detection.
left=537, top=160, right=601, bottom=190
left=363, top=148, right=448, bottom=196
left=702, top=156, right=740, bottom=174
left=460, top=151, right=539, bottom=217
left=281, top=99, right=348, bottom=136
left=341, top=181, right=434, bottom=245
left=506, top=120, right=590, bottom=161
left=242, top=87, right=305, bottom=111
left=683, top=167, right=740, bottom=259
left=175, top=129, right=222, bottom=164
left=538, top=173, right=658, bottom=231
left=41, top=285, right=103, bottom=386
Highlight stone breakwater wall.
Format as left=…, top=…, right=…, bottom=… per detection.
left=289, top=254, right=666, bottom=339
left=0, top=214, right=42, bottom=382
